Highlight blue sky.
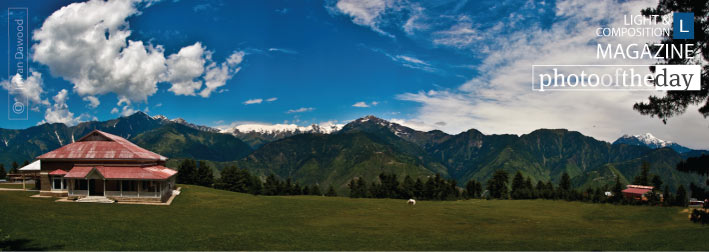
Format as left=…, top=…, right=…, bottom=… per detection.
left=1, top=0, right=708, bottom=149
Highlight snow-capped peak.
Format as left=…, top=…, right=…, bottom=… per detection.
left=221, top=122, right=344, bottom=135
left=614, top=133, right=693, bottom=153
left=152, top=115, right=168, bottom=120
left=624, top=133, right=673, bottom=147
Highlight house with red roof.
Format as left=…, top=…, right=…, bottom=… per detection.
left=36, top=130, right=177, bottom=203
left=622, top=185, right=654, bottom=201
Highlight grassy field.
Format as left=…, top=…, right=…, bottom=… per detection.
left=0, top=185, right=707, bottom=250
left=0, top=183, right=26, bottom=189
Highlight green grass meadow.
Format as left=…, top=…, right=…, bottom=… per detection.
left=0, top=185, right=707, bottom=250
left=0, top=183, right=25, bottom=189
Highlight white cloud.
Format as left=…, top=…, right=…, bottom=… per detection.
left=367, top=47, right=438, bottom=72
left=32, top=0, right=244, bottom=104
left=164, top=42, right=207, bottom=96
left=432, top=16, right=481, bottom=49
left=268, top=48, right=298, bottom=54
left=199, top=51, right=244, bottom=98
left=82, top=96, right=100, bottom=109
left=39, top=89, right=86, bottom=126
left=244, top=98, right=263, bottom=105
left=0, top=72, right=49, bottom=109
left=352, top=101, right=378, bottom=108
left=266, top=97, right=278, bottom=102
left=33, top=0, right=165, bottom=103
left=330, top=0, right=396, bottom=38
left=397, top=0, right=709, bottom=149
left=352, top=101, right=370, bottom=107
left=287, top=107, right=314, bottom=113
left=110, top=107, right=119, bottom=114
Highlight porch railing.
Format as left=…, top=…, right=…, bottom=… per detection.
left=104, top=190, right=160, bottom=198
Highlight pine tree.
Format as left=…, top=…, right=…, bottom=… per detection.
left=675, top=185, right=688, bottom=207
left=348, top=179, right=361, bottom=198
left=559, top=172, right=572, bottom=200
left=464, top=179, right=478, bottom=199
left=356, top=178, right=368, bottom=198
left=511, top=171, right=525, bottom=199
left=196, top=161, right=214, bottom=187
left=633, top=0, right=709, bottom=125
left=284, top=178, right=294, bottom=195
left=633, top=162, right=651, bottom=186
left=535, top=181, right=545, bottom=198
left=475, top=181, right=482, bottom=198
left=651, top=175, right=663, bottom=189
left=414, top=178, right=424, bottom=199
left=525, top=177, right=535, bottom=199
left=325, top=185, right=337, bottom=197
left=0, top=164, right=5, bottom=180
left=663, top=185, right=671, bottom=206
left=401, top=175, right=415, bottom=199
left=215, top=165, right=248, bottom=192
left=545, top=181, right=555, bottom=199
left=177, top=159, right=197, bottom=184
left=292, top=183, right=302, bottom=195
left=311, top=184, right=321, bottom=196
left=486, top=170, right=509, bottom=199
left=264, top=174, right=280, bottom=195
left=302, top=185, right=310, bottom=195
left=10, top=161, right=18, bottom=174
left=249, top=174, right=263, bottom=195
left=611, top=177, right=624, bottom=203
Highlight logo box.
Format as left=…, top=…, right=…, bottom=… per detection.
left=673, top=12, right=694, bottom=39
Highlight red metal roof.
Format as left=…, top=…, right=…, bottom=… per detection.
left=64, top=165, right=177, bottom=180
left=64, top=166, right=94, bottom=178
left=622, top=188, right=652, bottom=195
left=37, top=130, right=167, bottom=160
left=48, top=169, right=68, bottom=176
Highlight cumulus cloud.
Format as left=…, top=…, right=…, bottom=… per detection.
left=286, top=107, right=314, bottom=113
left=266, top=97, right=278, bottom=102
left=82, top=96, right=100, bottom=109
left=198, top=51, right=244, bottom=98
left=39, top=89, right=87, bottom=126
left=244, top=98, right=263, bottom=105
left=33, top=0, right=165, bottom=103
left=32, top=0, right=244, bottom=104
left=163, top=42, right=207, bottom=96
left=0, top=72, right=49, bottom=109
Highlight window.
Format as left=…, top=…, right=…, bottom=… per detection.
left=52, top=177, right=66, bottom=190
left=121, top=180, right=136, bottom=191
left=74, top=179, right=88, bottom=190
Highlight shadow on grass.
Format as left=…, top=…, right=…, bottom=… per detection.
left=1, top=238, right=64, bottom=251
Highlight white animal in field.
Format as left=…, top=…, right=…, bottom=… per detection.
left=407, top=199, right=416, bottom=205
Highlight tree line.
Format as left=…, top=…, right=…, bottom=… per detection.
left=176, top=159, right=337, bottom=196
left=348, top=173, right=468, bottom=200
left=0, top=160, right=30, bottom=180
left=175, top=159, right=694, bottom=207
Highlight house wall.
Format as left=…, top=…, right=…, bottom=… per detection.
left=38, top=159, right=164, bottom=195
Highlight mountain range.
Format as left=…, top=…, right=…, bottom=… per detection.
left=1, top=112, right=706, bottom=193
